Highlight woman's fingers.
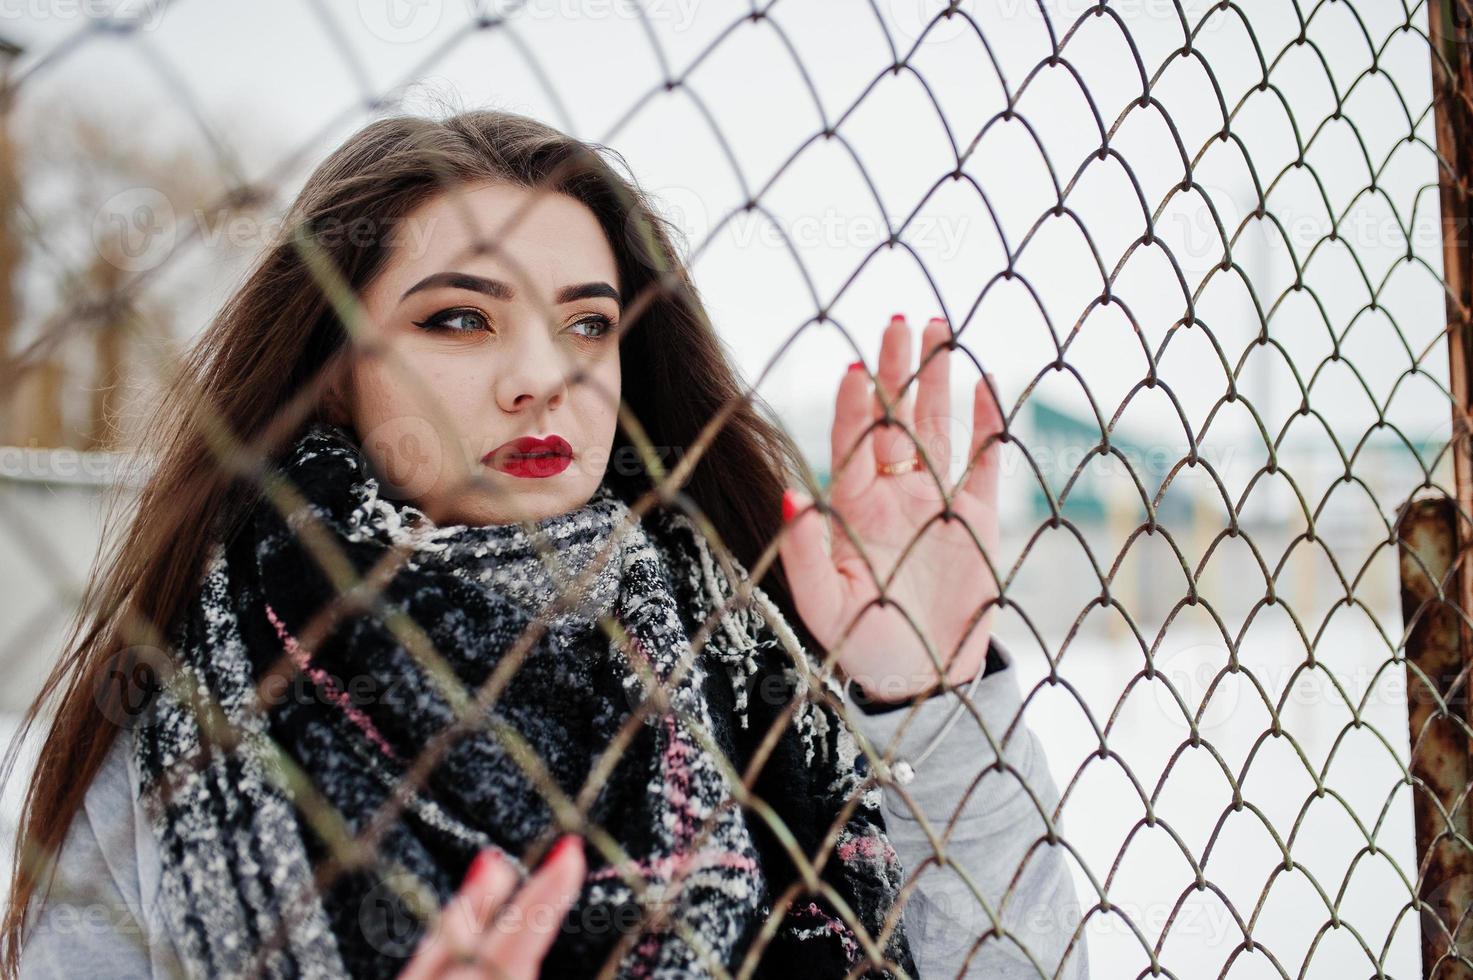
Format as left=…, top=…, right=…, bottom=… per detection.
left=913, top=318, right=952, bottom=485
left=872, top=314, right=916, bottom=469
left=477, top=836, right=586, bottom=978
left=398, top=847, right=519, bottom=980
left=958, top=372, right=1003, bottom=502
left=831, top=360, right=876, bottom=502
left=778, top=486, right=845, bottom=641
left=395, top=837, right=586, bottom=980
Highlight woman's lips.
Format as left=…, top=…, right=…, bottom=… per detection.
left=483, top=435, right=573, bottom=479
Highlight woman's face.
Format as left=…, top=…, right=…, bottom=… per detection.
left=339, top=180, right=623, bottom=527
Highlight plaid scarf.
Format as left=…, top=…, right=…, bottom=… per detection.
left=131, top=421, right=917, bottom=979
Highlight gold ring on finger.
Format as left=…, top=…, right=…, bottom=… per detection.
left=876, top=455, right=921, bottom=477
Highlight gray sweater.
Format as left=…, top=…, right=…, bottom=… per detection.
left=18, top=638, right=1090, bottom=979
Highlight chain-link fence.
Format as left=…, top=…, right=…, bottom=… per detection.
left=2, top=0, right=1472, bottom=977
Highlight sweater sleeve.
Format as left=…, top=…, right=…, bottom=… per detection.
left=840, top=637, right=1092, bottom=980
left=18, top=729, right=184, bottom=980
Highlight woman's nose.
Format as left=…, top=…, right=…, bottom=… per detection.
left=494, top=320, right=569, bottom=414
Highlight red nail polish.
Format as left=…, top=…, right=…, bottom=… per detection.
left=464, top=848, right=500, bottom=886
left=846, top=360, right=864, bottom=373
left=890, top=313, right=905, bottom=324
left=544, top=835, right=582, bottom=867
left=782, top=488, right=798, bottom=524
left=929, top=316, right=946, bottom=325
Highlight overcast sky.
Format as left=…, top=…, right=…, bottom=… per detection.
left=2, top=0, right=1449, bottom=489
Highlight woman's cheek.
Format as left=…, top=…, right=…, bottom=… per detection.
left=361, top=415, right=455, bottom=503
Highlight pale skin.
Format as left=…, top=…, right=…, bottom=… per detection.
left=777, top=315, right=1004, bottom=702
left=332, top=179, right=623, bottom=529
left=400, top=838, right=586, bottom=980
left=340, top=182, right=1002, bottom=973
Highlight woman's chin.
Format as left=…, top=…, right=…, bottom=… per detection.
left=422, top=489, right=585, bottom=528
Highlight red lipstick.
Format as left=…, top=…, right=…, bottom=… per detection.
left=483, top=434, right=573, bottom=478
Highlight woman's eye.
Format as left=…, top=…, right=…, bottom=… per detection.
left=569, top=315, right=616, bottom=340
left=412, top=308, right=489, bottom=333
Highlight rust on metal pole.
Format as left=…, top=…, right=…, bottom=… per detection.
left=1399, top=499, right=1473, bottom=979
left=1431, top=0, right=1473, bottom=567
left=1412, top=2, right=1473, bottom=977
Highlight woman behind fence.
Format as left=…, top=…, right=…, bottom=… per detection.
left=0, top=109, right=1090, bottom=980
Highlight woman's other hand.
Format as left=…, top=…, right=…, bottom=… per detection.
left=398, top=835, right=586, bottom=979
left=777, top=313, right=1003, bottom=702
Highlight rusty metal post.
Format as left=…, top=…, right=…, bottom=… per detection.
left=1399, top=500, right=1473, bottom=979
left=1410, top=2, right=1473, bottom=976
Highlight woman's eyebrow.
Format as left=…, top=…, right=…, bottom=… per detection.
left=399, top=271, right=621, bottom=307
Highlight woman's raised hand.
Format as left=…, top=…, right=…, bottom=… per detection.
left=398, top=836, right=586, bottom=979
left=777, top=314, right=1003, bottom=702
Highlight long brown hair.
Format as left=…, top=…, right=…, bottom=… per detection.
left=0, top=107, right=819, bottom=974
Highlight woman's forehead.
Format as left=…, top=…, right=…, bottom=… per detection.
left=380, top=184, right=620, bottom=297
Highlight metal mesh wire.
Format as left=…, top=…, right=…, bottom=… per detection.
left=2, top=0, right=1471, bottom=977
